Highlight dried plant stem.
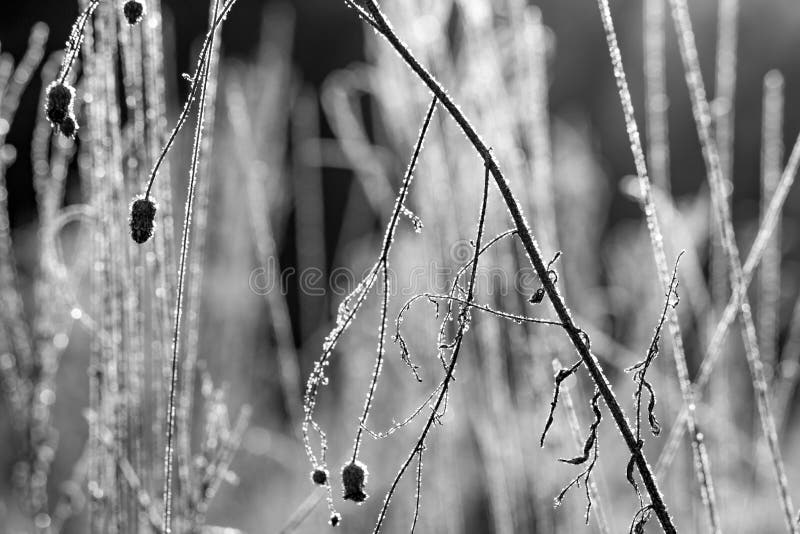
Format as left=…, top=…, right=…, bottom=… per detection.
left=710, top=0, right=739, bottom=507
left=709, top=0, right=739, bottom=313
left=759, top=70, right=784, bottom=375
left=302, top=97, right=436, bottom=525
left=357, top=1, right=676, bottom=531
left=644, top=0, right=670, bottom=193
left=714, top=0, right=738, bottom=195
left=57, top=0, right=101, bottom=83
left=666, top=0, right=797, bottom=529
left=373, top=165, right=490, bottom=534
left=178, top=0, right=224, bottom=523
left=658, top=127, right=800, bottom=470
left=595, top=0, right=720, bottom=529
left=555, top=359, right=611, bottom=533
left=162, top=1, right=224, bottom=530
left=350, top=96, right=437, bottom=460
left=143, top=0, right=238, bottom=199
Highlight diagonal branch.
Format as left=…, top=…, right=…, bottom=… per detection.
left=355, top=1, right=677, bottom=531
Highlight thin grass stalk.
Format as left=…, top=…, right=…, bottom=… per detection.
left=759, top=70, right=784, bottom=377
left=666, top=0, right=797, bottom=529
left=121, top=6, right=155, bottom=493
left=711, top=0, right=739, bottom=506
left=372, top=164, right=490, bottom=534
left=350, top=97, right=438, bottom=462
left=178, top=1, right=224, bottom=525
left=96, top=5, right=132, bottom=530
left=355, top=2, right=677, bottom=531
left=709, top=0, right=739, bottom=315
left=84, top=1, right=125, bottom=528
left=162, top=1, right=224, bottom=529
left=658, top=126, right=800, bottom=473
left=142, top=0, right=239, bottom=201
left=142, top=1, right=177, bottom=494
left=644, top=0, right=670, bottom=194
left=594, top=0, right=720, bottom=529
left=713, top=0, right=738, bottom=202
left=79, top=9, right=111, bottom=528
left=118, top=10, right=151, bottom=530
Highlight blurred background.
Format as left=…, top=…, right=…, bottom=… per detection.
left=1, top=0, right=800, bottom=532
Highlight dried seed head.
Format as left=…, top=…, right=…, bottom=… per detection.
left=311, top=468, right=328, bottom=485
left=129, top=196, right=157, bottom=244
left=341, top=461, right=368, bottom=503
left=329, top=513, right=341, bottom=527
left=59, top=116, right=78, bottom=139
left=123, top=0, right=145, bottom=25
left=45, top=82, right=75, bottom=126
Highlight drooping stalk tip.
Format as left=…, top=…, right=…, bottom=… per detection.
left=124, top=0, right=146, bottom=25
left=341, top=461, right=368, bottom=503
left=129, top=197, right=157, bottom=244
left=329, top=512, right=341, bottom=527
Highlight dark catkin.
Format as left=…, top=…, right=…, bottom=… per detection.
left=329, top=513, right=341, bottom=527
left=311, top=468, right=328, bottom=485
left=129, top=197, right=157, bottom=244
left=45, top=81, right=74, bottom=126
left=341, top=461, right=368, bottom=503
left=123, top=0, right=146, bottom=25
left=59, top=116, right=78, bottom=139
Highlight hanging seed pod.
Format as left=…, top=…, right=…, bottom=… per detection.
left=129, top=196, right=157, bottom=244
left=329, top=513, right=341, bottom=527
left=311, top=468, right=328, bottom=485
left=341, top=461, right=368, bottom=503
